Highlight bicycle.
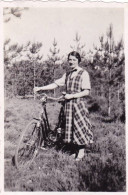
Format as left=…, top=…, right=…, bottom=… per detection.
left=14, top=93, right=67, bottom=169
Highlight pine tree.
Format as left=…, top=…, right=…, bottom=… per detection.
left=92, top=24, right=124, bottom=117
left=70, top=32, right=86, bottom=60
left=4, top=40, right=23, bottom=97
left=47, top=38, right=62, bottom=96
left=3, top=7, right=28, bottom=23
left=26, top=42, right=43, bottom=99
left=4, top=7, right=29, bottom=97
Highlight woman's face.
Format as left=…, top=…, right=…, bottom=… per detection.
left=68, top=55, right=79, bottom=70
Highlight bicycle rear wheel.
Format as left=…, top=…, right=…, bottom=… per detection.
left=15, top=119, right=42, bottom=169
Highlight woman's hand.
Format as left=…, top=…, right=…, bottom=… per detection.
left=65, top=94, right=74, bottom=100
left=34, top=87, right=40, bottom=93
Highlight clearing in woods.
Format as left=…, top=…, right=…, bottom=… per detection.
left=4, top=98, right=126, bottom=191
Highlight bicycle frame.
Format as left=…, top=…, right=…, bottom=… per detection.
left=34, top=94, right=66, bottom=148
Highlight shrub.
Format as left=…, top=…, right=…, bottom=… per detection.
left=87, top=96, right=108, bottom=116
left=78, top=154, right=126, bottom=191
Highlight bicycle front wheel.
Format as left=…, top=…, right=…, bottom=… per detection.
left=15, top=119, right=42, bottom=169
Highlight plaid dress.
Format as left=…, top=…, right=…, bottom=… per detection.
left=65, top=69, right=93, bottom=145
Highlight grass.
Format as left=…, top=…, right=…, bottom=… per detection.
left=4, top=98, right=126, bottom=191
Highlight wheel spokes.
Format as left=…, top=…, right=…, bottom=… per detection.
left=16, top=122, right=40, bottom=168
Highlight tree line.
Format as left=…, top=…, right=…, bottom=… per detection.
left=4, top=24, right=125, bottom=122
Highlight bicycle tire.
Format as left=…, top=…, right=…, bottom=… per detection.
left=15, top=119, right=42, bottom=169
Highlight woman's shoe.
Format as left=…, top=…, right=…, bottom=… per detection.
left=70, top=153, right=76, bottom=159
left=75, top=149, right=85, bottom=161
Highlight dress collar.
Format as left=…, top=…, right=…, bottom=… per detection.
left=69, top=66, right=81, bottom=73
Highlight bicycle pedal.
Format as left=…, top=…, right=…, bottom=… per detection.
left=40, top=146, right=48, bottom=151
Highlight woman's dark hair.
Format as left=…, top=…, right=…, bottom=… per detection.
left=68, top=51, right=81, bottom=64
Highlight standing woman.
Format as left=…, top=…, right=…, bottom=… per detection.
left=34, top=51, right=93, bottom=160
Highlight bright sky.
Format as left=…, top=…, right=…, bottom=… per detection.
left=4, top=7, right=124, bottom=60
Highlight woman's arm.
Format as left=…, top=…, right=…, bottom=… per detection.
left=65, top=89, right=90, bottom=100
left=34, top=73, right=66, bottom=93
left=34, top=83, right=58, bottom=92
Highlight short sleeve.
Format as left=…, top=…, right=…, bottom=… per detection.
left=54, top=73, right=66, bottom=87
left=81, top=70, right=91, bottom=90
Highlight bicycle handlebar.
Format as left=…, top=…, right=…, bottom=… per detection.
left=34, top=92, right=66, bottom=103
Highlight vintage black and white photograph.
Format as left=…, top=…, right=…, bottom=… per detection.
left=3, top=1, right=126, bottom=192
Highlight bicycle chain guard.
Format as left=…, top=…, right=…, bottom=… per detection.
left=47, top=128, right=64, bottom=143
